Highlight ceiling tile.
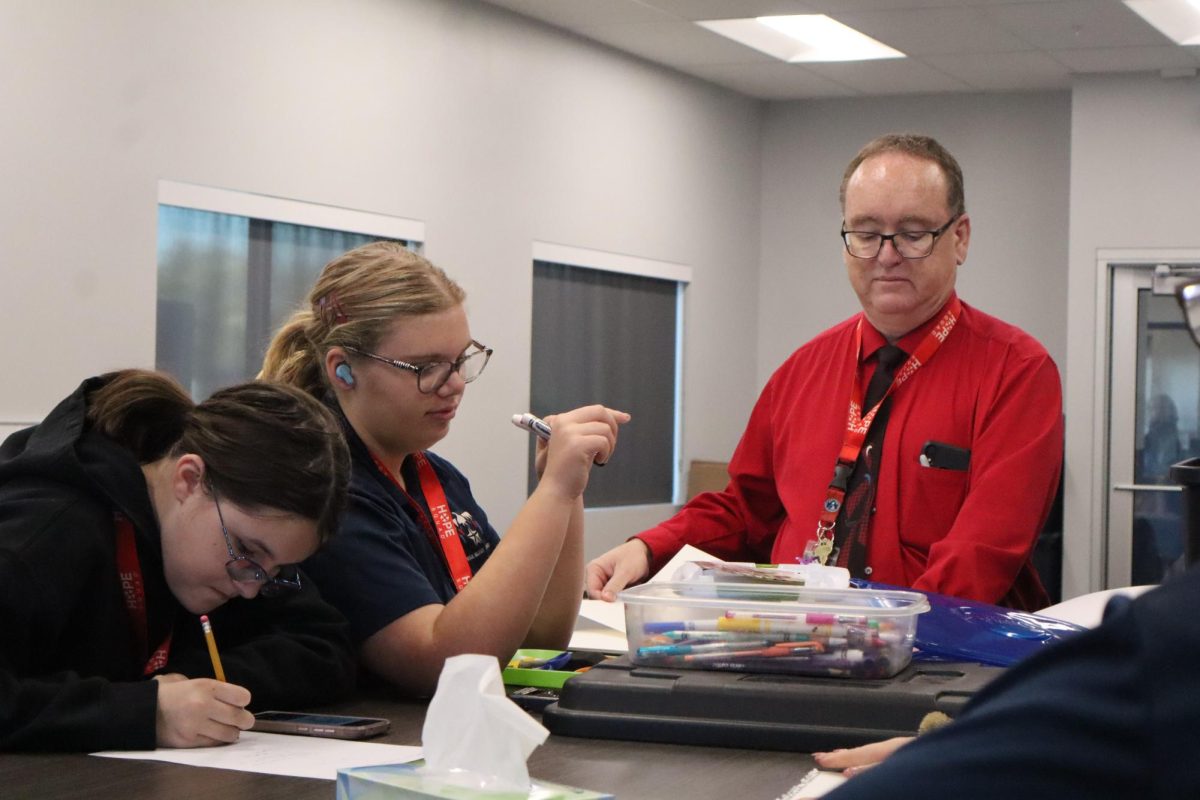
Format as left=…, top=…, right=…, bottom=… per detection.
left=683, top=60, right=861, bottom=99
left=573, top=21, right=779, bottom=66
left=1052, top=44, right=1200, bottom=72
left=983, top=0, right=1171, bottom=50
left=804, top=56, right=974, bottom=94
left=639, top=0, right=820, bottom=21
left=832, top=6, right=1036, bottom=56
left=481, top=0, right=677, bottom=28
left=921, top=50, right=1073, bottom=90
left=804, top=0, right=1061, bottom=10
left=477, top=0, right=1200, bottom=99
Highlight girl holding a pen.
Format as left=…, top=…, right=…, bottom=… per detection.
left=260, top=241, right=629, bottom=696
left=0, top=370, right=354, bottom=751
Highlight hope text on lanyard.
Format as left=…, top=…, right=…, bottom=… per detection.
left=369, top=451, right=474, bottom=592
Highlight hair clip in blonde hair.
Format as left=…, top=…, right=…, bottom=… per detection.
left=316, top=292, right=349, bottom=325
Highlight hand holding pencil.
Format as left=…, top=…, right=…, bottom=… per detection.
left=152, top=615, right=254, bottom=748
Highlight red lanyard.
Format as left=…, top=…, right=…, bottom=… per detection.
left=807, top=297, right=962, bottom=565
left=114, top=513, right=173, bottom=675
left=368, top=451, right=473, bottom=592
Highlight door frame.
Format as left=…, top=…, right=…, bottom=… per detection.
left=1084, top=249, right=1200, bottom=592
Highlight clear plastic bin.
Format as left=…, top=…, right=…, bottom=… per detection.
left=619, top=582, right=929, bottom=679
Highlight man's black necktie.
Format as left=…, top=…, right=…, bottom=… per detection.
left=834, top=344, right=907, bottom=575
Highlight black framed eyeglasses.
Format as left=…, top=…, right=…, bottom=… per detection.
left=345, top=339, right=493, bottom=394
left=211, top=487, right=302, bottom=597
left=840, top=215, right=960, bottom=260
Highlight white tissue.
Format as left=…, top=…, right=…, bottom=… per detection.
left=420, top=653, right=549, bottom=792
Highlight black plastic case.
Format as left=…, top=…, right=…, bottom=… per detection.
left=542, top=655, right=1003, bottom=752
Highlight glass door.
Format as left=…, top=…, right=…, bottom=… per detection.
left=1107, top=264, right=1200, bottom=587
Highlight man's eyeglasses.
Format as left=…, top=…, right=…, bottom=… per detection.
left=344, top=340, right=493, bottom=394
left=841, top=215, right=960, bottom=260
left=212, top=488, right=302, bottom=597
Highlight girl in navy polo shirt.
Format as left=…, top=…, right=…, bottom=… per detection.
left=261, top=241, right=628, bottom=696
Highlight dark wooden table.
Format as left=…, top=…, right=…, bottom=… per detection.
left=0, top=693, right=818, bottom=799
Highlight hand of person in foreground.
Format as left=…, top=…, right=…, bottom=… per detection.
left=812, top=736, right=914, bottom=777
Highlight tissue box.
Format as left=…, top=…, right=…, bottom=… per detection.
left=619, top=582, right=928, bottom=678
left=337, top=763, right=613, bottom=799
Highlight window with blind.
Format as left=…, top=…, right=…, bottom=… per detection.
left=529, top=256, right=687, bottom=507
left=155, top=182, right=422, bottom=399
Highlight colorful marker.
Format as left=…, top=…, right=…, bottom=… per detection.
left=724, top=610, right=894, bottom=629
left=638, top=639, right=771, bottom=657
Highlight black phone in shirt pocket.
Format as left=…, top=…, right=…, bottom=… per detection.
left=919, top=440, right=971, bottom=471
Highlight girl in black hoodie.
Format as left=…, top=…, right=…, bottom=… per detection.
left=0, top=370, right=352, bottom=751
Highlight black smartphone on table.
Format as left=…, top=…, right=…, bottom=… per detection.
left=251, top=710, right=391, bottom=740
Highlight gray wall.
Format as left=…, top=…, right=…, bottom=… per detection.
left=1063, top=74, right=1200, bottom=598
left=0, top=0, right=763, bottom=556
left=758, top=92, right=1071, bottom=382
left=7, top=0, right=1193, bottom=597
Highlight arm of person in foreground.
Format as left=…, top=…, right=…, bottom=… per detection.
left=821, top=575, right=1196, bottom=799
left=812, top=737, right=915, bottom=778
left=811, top=712, right=951, bottom=776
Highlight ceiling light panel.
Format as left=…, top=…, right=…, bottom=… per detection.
left=697, top=15, right=905, bottom=62
left=1123, top=0, right=1200, bottom=45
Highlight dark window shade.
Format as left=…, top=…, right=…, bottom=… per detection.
left=529, top=261, right=679, bottom=507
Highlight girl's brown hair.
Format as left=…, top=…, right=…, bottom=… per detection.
left=87, top=369, right=349, bottom=543
left=260, top=241, right=465, bottom=397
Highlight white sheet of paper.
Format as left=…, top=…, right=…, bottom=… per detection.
left=779, top=768, right=846, bottom=798
left=569, top=616, right=630, bottom=652
left=1036, top=584, right=1156, bottom=628
left=577, top=598, right=626, bottom=632
left=570, top=544, right=722, bottom=653
left=92, top=731, right=422, bottom=780
left=647, top=543, right=723, bottom=584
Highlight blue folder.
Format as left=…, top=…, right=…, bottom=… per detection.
left=852, top=579, right=1086, bottom=667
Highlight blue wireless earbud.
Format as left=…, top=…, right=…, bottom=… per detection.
left=335, top=363, right=355, bottom=387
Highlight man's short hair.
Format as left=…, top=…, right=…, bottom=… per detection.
left=840, top=133, right=966, bottom=217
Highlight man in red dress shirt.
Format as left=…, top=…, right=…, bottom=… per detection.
left=587, top=133, right=1062, bottom=611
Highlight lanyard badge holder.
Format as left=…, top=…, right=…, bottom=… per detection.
left=368, top=450, right=474, bottom=592
left=805, top=460, right=855, bottom=565
left=804, top=298, right=961, bottom=566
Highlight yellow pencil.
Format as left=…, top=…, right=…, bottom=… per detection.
left=199, top=614, right=226, bottom=682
